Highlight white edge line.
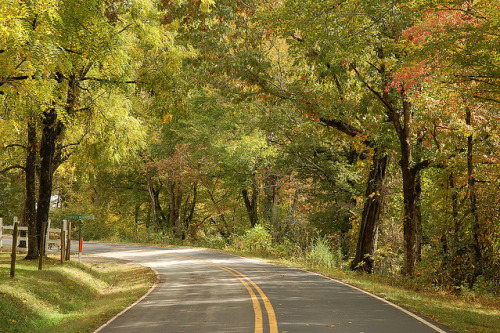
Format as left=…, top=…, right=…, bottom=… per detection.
left=214, top=249, right=449, bottom=333
left=92, top=259, right=161, bottom=333
left=309, top=271, right=449, bottom=333
left=86, top=245, right=448, bottom=333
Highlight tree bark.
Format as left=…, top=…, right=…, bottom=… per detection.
left=398, top=93, right=419, bottom=276
left=185, top=183, right=197, bottom=228
left=35, top=108, right=63, bottom=255
left=168, top=179, right=183, bottom=237
left=415, top=170, right=423, bottom=262
left=242, top=183, right=258, bottom=228
left=263, top=133, right=280, bottom=232
left=146, top=172, right=160, bottom=232
left=24, top=117, right=38, bottom=259
left=466, top=105, right=482, bottom=282
left=351, top=152, right=388, bottom=273
left=263, top=169, right=279, bottom=229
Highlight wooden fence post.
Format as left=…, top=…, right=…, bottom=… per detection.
left=38, top=221, right=47, bottom=270
left=65, top=221, right=71, bottom=261
left=44, top=219, right=51, bottom=255
left=60, top=220, right=66, bottom=264
left=10, top=218, right=18, bottom=278
left=0, top=217, right=3, bottom=248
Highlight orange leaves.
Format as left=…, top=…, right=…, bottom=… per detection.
left=402, top=4, right=480, bottom=46
left=386, top=61, right=430, bottom=94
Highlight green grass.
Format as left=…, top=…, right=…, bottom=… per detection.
left=0, top=251, right=156, bottom=333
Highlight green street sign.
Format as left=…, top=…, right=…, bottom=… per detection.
left=66, top=214, right=95, bottom=220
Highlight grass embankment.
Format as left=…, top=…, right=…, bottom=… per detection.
left=0, top=251, right=156, bottom=333
left=244, top=251, right=500, bottom=333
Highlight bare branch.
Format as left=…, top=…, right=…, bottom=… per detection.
left=0, top=165, right=26, bottom=174
left=4, top=144, right=27, bottom=150
left=80, top=77, right=138, bottom=84
left=0, top=75, right=30, bottom=87
left=412, top=159, right=431, bottom=174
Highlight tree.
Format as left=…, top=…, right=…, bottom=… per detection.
left=402, top=0, right=500, bottom=285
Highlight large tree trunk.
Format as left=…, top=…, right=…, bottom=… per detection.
left=168, top=179, right=183, bottom=237
left=35, top=108, right=63, bottom=256
left=399, top=95, right=419, bottom=276
left=242, top=176, right=258, bottom=228
left=466, top=105, right=482, bottom=283
left=264, top=133, right=280, bottom=233
left=415, top=171, right=423, bottom=262
left=146, top=172, right=160, bottom=232
left=24, top=117, right=38, bottom=259
left=263, top=169, right=279, bottom=230
left=184, top=183, right=197, bottom=230
left=351, top=152, right=388, bottom=273
left=401, top=161, right=418, bottom=276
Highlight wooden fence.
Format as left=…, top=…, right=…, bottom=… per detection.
left=0, top=217, right=28, bottom=248
left=0, top=217, right=72, bottom=256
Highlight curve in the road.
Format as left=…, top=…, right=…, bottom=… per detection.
left=89, top=245, right=278, bottom=333
left=82, top=243, right=452, bottom=333
left=160, top=251, right=278, bottom=333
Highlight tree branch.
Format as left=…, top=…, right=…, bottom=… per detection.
left=412, top=159, right=431, bottom=174
left=0, top=75, right=30, bottom=87
left=80, top=77, right=138, bottom=84
left=4, top=144, right=27, bottom=150
left=350, top=63, right=403, bottom=137
left=319, top=117, right=373, bottom=147
left=0, top=165, right=26, bottom=174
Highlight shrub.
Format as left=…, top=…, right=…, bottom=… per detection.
left=241, top=224, right=272, bottom=253
left=306, top=237, right=337, bottom=268
left=202, top=233, right=227, bottom=249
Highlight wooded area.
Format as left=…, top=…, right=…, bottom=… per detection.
left=1, top=0, right=498, bottom=294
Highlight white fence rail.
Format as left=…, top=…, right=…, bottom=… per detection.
left=0, top=217, right=67, bottom=252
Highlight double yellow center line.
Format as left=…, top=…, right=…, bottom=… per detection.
left=161, top=252, right=278, bottom=333
left=88, top=245, right=278, bottom=333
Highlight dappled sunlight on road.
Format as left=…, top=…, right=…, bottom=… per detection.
left=87, top=242, right=449, bottom=333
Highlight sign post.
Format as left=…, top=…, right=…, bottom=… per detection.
left=66, top=215, right=95, bottom=262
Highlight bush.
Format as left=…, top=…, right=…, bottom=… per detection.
left=306, top=237, right=337, bottom=268
left=271, top=238, right=303, bottom=258
left=240, top=224, right=272, bottom=253
left=202, top=233, right=227, bottom=249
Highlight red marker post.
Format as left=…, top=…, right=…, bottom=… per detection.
left=66, top=214, right=95, bottom=263
left=79, top=237, right=83, bottom=262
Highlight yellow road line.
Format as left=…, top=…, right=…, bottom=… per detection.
left=86, top=245, right=278, bottom=333
left=224, top=266, right=278, bottom=333
left=210, top=262, right=263, bottom=333
left=160, top=253, right=272, bottom=333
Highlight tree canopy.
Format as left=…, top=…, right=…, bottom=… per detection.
left=1, top=0, right=498, bottom=291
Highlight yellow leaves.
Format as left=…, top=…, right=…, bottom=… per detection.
left=162, top=112, right=174, bottom=124
left=200, top=0, right=215, bottom=13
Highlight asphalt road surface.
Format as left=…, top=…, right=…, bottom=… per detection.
left=70, top=242, right=453, bottom=333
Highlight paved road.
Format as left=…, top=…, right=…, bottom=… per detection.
left=76, top=242, right=453, bottom=333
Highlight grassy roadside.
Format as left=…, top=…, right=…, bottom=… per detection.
left=227, top=249, right=500, bottom=333
left=64, top=238, right=499, bottom=333
left=0, top=251, right=156, bottom=333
